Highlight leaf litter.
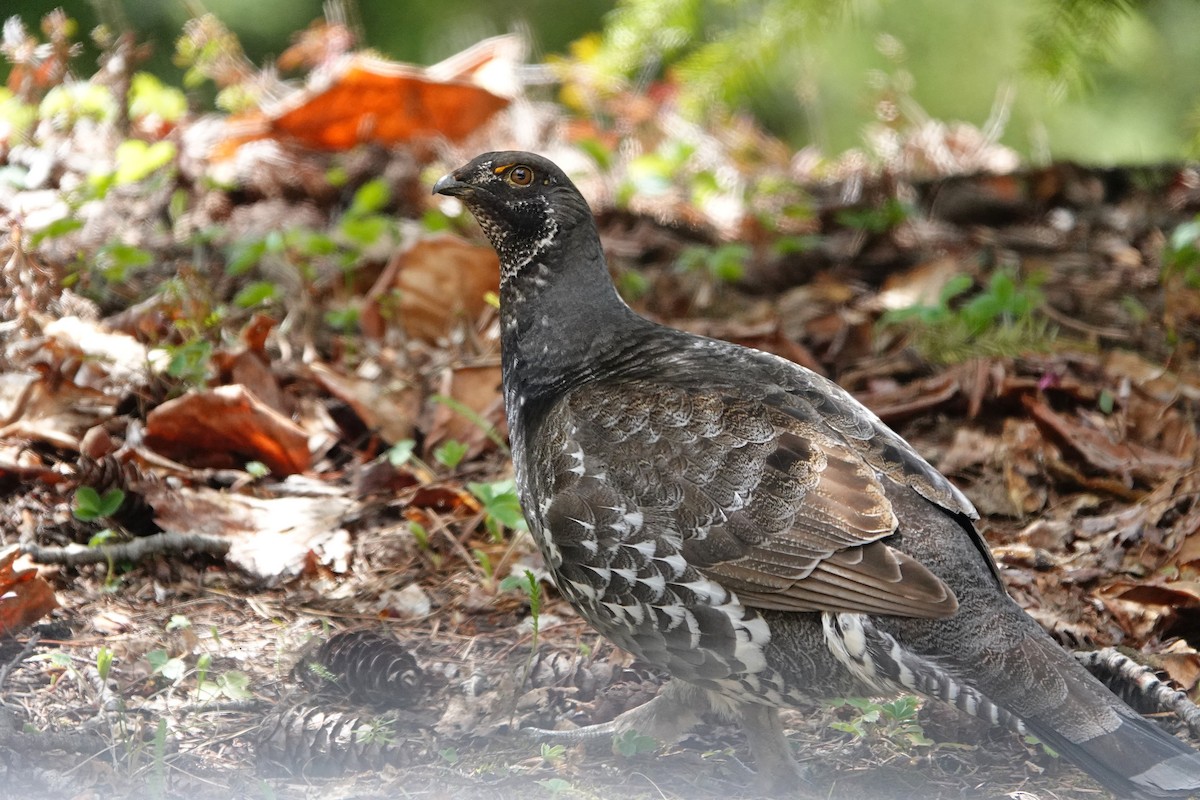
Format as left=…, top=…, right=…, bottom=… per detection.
left=0, top=7, right=1200, bottom=800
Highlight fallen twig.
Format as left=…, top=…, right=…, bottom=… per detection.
left=22, top=531, right=230, bottom=567
left=0, top=633, right=40, bottom=694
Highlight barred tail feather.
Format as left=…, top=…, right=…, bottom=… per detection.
left=822, top=612, right=1024, bottom=733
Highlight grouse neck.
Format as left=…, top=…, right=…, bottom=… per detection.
left=498, top=238, right=651, bottom=398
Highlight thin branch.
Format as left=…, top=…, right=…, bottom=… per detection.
left=22, top=531, right=230, bottom=567
left=0, top=633, right=40, bottom=694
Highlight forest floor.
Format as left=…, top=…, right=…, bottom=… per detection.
left=3, top=15, right=1200, bottom=800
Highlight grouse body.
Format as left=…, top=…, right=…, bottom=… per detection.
left=434, top=151, right=1200, bottom=798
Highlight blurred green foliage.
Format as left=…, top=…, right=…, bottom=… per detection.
left=4, top=0, right=1198, bottom=162
left=582, top=0, right=1200, bottom=162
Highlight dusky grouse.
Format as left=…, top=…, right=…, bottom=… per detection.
left=434, top=151, right=1200, bottom=798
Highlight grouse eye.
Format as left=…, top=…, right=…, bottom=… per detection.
left=508, top=166, right=534, bottom=186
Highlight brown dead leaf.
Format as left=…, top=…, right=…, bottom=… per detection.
left=1023, top=395, right=1190, bottom=485
left=309, top=361, right=422, bottom=445
left=143, top=385, right=310, bottom=475
left=212, top=36, right=520, bottom=158
left=362, top=236, right=500, bottom=343
left=212, top=348, right=288, bottom=415
left=43, top=316, right=150, bottom=385
left=1002, top=419, right=1050, bottom=517
left=423, top=363, right=505, bottom=460
left=92, top=608, right=133, bottom=635
left=0, top=545, right=58, bottom=636
left=876, top=256, right=967, bottom=312
left=145, top=483, right=353, bottom=584
left=1158, top=648, right=1200, bottom=693
left=1105, top=580, right=1200, bottom=608
left=858, top=369, right=962, bottom=423
left=0, top=368, right=118, bottom=450
left=1104, top=350, right=1200, bottom=404
left=407, top=484, right=478, bottom=514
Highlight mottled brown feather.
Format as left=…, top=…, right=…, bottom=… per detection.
left=563, top=381, right=959, bottom=620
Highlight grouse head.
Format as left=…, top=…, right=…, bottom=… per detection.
left=432, top=151, right=594, bottom=279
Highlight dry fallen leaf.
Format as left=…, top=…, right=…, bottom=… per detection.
left=362, top=235, right=500, bottom=343
left=423, top=363, right=505, bottom=460
left=145, top=483, right=353, bottom=584
left=0, top=368, right=118, bottom=450
left=143, top=384, right=311, bottom=475
left=0, top=545, right=58, bottom=636
left=308, top=361, right=422, bottom=445
left=1024, top=395, right=1191, bottom=485
left=212, top=35, right=521, bottom=158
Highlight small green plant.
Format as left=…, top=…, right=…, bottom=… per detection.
left=336, top=178, right=396, bottom=251
left=430, top=394, right=508, bottom=453
left=1163, top=216, right=1200, bottom=288
left=879, top=268, right=1055, bottom=364
left=244, top=460, right=270, bottom=478
left=73, top=487, right=125, bottom=521
left=675, top=243, right=750, bottom=283
left=472, top=548, right=495, bottom=583
left=433, top=439, right=469, bottom=470
left=500, top=569, right=544, bottom=651
left=163, top=337, right=213, bottom=387
left=195, top=668, right=251, bottom=703
left=165, top=614, right=191, bottom=632
left=96, top=647, right=113, bottom=682
left=1024, top=732, right=1060, bottom=758
left=354, top=716, right=397, bottom=746
left=150, top=718, right=168, bottom=798
left=468, top=479, right=527, bottom=541
left=387, top=439, right=417, bottom=467
left=539, top=742, right=566, bottom=765
left=621, top=141, right=696, bottom=202
left=232, top=281, right=279, bottom=309
left=438, top=746, right=460, bottom=765
left=146, top=648, right=187, bottom=683
left=828, top=695, right=934, bottom=749
left=83, top=526, right=123, bottom=588
left=92, top=241, right=153, bottom=282
left=612, top=728, right=658, bottom=758
left=835, top=197, right=911, bottom=234
left=536, top=778, right=576, bottom=796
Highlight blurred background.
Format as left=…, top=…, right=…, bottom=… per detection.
left=5, top=0, right=1200, bottom=163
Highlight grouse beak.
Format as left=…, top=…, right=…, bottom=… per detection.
left=432, top=172, right=470, bottom=197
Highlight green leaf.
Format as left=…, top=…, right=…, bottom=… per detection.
left=146, top=649, right=185, bottom=682
left=95, top=242, right=152, bottom=282
left=29, top=217, right=83, bottom=245
left=338, top=214, right=389, bottom=246
left=165, top=339, right=212, bottom=385
left=324, top=307, right=360, bottom=332
left=225, top=238, right=268, bottom=276
left=612, top=729, right=658, bottom=757
left=349, top=178, right=391, bottom=215
left=244, top=461, right=269, bottom=478
left=387, top=440, right=416, bottom=467
left=217, top=671, right=252, bottom=700
left=468, top=479, right=528, bottom=535
left=433, top=440, right=469, bottom=469
left=421, top=209, right=452, bottom=232
left=232, top=281, right=278, bottom=308
left=113, top=139, right=176, bottom=185
left=128, top=72, right=187, bottom=125
left=74, top=487, right=125, bottom=520
left=165, top=614, right=191, bottom=631
left=96, top=647, right=113, bottom=682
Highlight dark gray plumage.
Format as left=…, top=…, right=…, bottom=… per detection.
left=434, top=151, right=1200, bottom=798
